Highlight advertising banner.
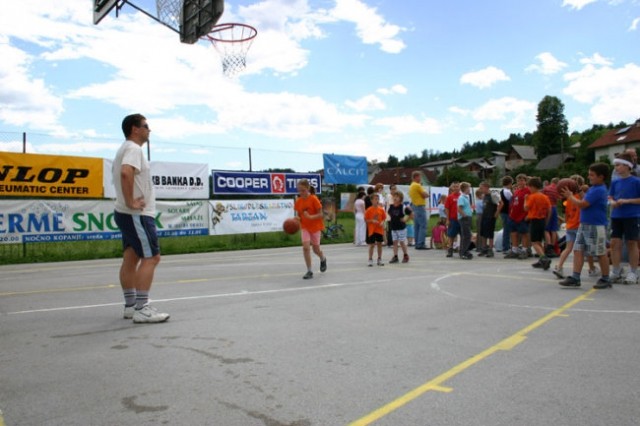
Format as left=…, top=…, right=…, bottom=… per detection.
left=208, top=199, right=294, bottom=235
left=103, top=160, right=210, bottom=200
left=212, top=171, right=321, bottom=195
left=0, top=152, right=103, bottom=198
left=322, top=154, right=368, bottom=184
left=0, top=199, right=209, bottom=244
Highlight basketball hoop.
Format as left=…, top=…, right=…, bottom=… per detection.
left=156, top=0, right=181, bottom=30
left=204, top=23, right=258, bottom=78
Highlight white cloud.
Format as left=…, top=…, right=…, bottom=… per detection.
left=562, top=0, right=598, bottom=10
left=377, top=84, right=408, bottom=95
left=526, top=52, right=568, bottom=75
left=329, top=0, right=406, bottom=53
left=448, top=106, right=470, bottom=116
left=374, top=115, right=443, bottom=135
left=0, top=41, right=64, bottom=133
left=579, top=52, right=613, bottom=66
left=630, top=17, right=640, bottom=31
left=563, top=61, right=640, bottom=124
left=345, top=94, right=385, bottom=112
left=460, top=66, right=510, bottom=89
left=472, top=97, right=537, bottom=130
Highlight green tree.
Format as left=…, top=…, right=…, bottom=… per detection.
left=533, top=96, right=568, bottom=159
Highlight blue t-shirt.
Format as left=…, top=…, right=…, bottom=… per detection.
left=457, top=194, right=473, bottom=219
left=609, top=175, right=640, bottom=219
left=580, top=184, right=608, bottom=225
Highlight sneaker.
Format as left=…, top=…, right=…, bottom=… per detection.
left=320, top=257, right=327, bottom=272
left=446, top=248, right=453, bottom=258
left=559, top=276, right=581, bottom=287
left=526, top=248, right=533, bottom=258
left=485, top=249, right=494, bottom=258
left=531, top=260, right=543, bottom=269
left=402, top=254, right=409, bottom=263
left=552, top=267, right=564, bottom=279
left=518, top=250, right=528, bottom=260
left=624, top=272, right=638, bottom=285
left=478, top=249, right=487, bottom=257
left=588, top=267, right=600, bottom=277
left=303, top=271, right=314, bottom=279
left=460, top=252, right=473, bottom=260
left=593, top=278, right=612, bottom=289
left=377, top=258, right=384, bottom=266
left=610, top=273, right=624, bottom=284
left=541, top=258, right=551, bottom=271
left=368, top=259, right=373, bottom=267
left=132, top=305, right=170, bottom=324
left=389, top=255, right=399, bottom=264
left=504, top=251, right=519, bottom=259
left=123, top=305, right=135, bottom=319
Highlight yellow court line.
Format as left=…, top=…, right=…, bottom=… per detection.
left=349, top=288, right=597, bottom=426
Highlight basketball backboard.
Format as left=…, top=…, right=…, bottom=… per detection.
left=93, top=0, right=224, bottom=45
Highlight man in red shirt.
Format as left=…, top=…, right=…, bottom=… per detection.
left=444, top=182, right=461, bottom=258
left=505, top=174, right=531, bottom=259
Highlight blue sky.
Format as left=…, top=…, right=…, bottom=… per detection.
left=1, top=0, right=639, bottom=172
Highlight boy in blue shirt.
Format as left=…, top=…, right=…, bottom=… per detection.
left=608, top=153, right=640, bottom=284
left=559, top=163, right=611, bottom=289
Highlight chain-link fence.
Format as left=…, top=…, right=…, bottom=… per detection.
left=0, top=131, right=324, bottom=173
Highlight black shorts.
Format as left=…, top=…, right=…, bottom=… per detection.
left=529, top=218, right=546, bottom=243
left=610, top=217, right=639, bottom=241
left=366, top=232, right=384, bottom=245
left=480, top=217, right=496, bottom=239
left=114, top=211, right=160, bottom=258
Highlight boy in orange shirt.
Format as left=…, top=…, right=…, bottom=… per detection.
left=294, top=179, right=326, bottom=279
left=364, top=193, right=386, bottom=266
left=553, top=175, right=584, bottom=279
left=524, top=177, right=552, bottom=270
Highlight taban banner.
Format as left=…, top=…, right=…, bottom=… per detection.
left=211, top=171, right=321, bottom=195
left=322, top=154, right=368, bottom=184
left=0, top=152, right=103, bottom=198
left=208, top=199, right=294, bottom=235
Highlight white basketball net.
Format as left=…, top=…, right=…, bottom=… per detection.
left=156, top=0, right=181, bottom=30
left=206, top=24, right=257, bottom=78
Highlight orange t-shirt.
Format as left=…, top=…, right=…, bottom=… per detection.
left=294, top=194, right=324, bottom=233
left=364, top=206, right=386, bottom=236
left=564, top=193, right=581, bottom=230
left=525, top=192, right=551, bottom=220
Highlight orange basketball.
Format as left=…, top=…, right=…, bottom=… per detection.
left=282, top=218, right=300, bottom=234
left=557, top=178, right=578, bottom=195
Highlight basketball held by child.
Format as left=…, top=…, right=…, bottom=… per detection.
left=283, top=218, right=300, bottom=234
left=557, top=178, right=579, bottom=195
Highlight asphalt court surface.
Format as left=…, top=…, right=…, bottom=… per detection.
left=1, top=244, right=640, bottom=426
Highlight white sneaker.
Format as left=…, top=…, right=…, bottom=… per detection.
left=123, top=305, right=135, bottom=319
left=133, top=305, right=170, bottom=323
left=624, top=272, right=638, bottom=285
left=588, top=267, right=600, bottom=277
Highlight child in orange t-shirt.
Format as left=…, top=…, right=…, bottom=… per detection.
left=553, top=175, right=584, bottom=279
left=525, top=177, right=552, bottom=270
left=364, top=193, right=386, bottom=266
left=294, top=179, right=326, bottom=280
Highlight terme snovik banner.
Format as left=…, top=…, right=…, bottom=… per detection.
left=322, top=154, right=367, bottom=185
left=212, top=171, right=321, bottom=195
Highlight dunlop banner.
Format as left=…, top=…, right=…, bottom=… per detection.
left=0, top=152, right=103, bottom=198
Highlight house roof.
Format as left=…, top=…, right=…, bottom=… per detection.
left=537, top=153, right=575, bottom=170
left=419, top=158, right=458, bottom=167
left=510, top=145, right=537, bottom=160
left=588, top=120, right=640, bottom=149
left=369, top=167, right=437, bottom=185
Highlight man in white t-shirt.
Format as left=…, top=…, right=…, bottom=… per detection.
left=113, top=114, right=169, bottom=324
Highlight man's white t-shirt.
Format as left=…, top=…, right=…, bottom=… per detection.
left=112, top=140, right=156, bottom=217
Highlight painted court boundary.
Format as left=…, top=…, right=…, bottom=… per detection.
left=348, top=288, right=598, bottom=425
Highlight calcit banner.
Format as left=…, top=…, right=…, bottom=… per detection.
left=0, top=152, right=103, bottom=198
left=322, top=154, right=367, bottom=184
left=212, top=171, right=321, bottom=195
left=0, top=199, right=209, bottom=244
left=103, top=160, right=210, bottom=200
left=209, top=199, right=294, bottom=235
